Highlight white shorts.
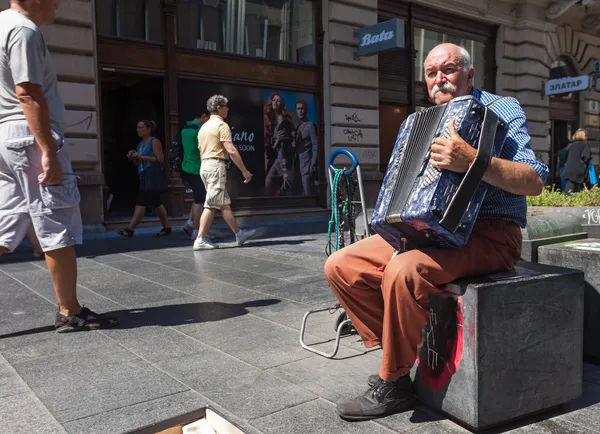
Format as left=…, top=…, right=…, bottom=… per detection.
left=0, top=122, right=82, bottom=253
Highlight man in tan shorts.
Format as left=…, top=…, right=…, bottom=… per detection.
left=0, top=0, right=118, bottom=332
left=193, top=95, right=256, bottom=250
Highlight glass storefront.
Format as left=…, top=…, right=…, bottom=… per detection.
left=178, top=79, right=319, bottom=198
left=175, top=0, right=316, bottom=64
left=414, top=28, right=486, bottom=89
left=96, top=0, right=164, bottom=42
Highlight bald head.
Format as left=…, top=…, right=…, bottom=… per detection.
left=424, top=43, right=475, bottom=105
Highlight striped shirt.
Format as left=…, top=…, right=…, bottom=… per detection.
left=471, top=88, right=548, bottom=228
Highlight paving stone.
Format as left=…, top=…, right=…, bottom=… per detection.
left=178, top=280, right=270, bottom=304
left=250, top=398, right=396, bottom=434
left=251, top=280, right=337, bottom=305
left=12, top=353, right=188, bottom=423
left=61, top=390, right=207, bottom=434
left=0, top=392, right=66, bottom=434
left=100, top=325, right=209, bottom=363
left=373, top=408, right=471, bottom=433
left=501, top=417, right=598, bottom=433
left=177, top=312, right=314, bottom=369
left=155, top=351, right=317, bottom=420
left=207, top=268, right=281, bottom=288
left=2, top=330, right=136, bottom=366
left=0, top=356, right=30, bottom=399
left=266, top=352, right=383, bottom=403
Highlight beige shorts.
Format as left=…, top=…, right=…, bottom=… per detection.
left=200, top=158, right=231, bottom=209
left=0, top=122, right=82, bottom=253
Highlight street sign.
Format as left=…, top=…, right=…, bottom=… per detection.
left=355, top=19, right=405, bottom=58
left=595, top=60, right=600, bottom=73
left=596, top=76, right=600, bottom=92
left=545, top=75, right=590, bottom=96
left=590, top=100, right=600, bottom=115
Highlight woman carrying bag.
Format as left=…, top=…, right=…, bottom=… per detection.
left=561, top=128, right=592, bottom=194
left=117, top=120, right=172, bottom=238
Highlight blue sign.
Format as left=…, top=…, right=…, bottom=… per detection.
left=545, top=75, right=590, bottom=95
left=355, top=19, right=405, bottom=58
left=595, top=60, right=600, bottom=73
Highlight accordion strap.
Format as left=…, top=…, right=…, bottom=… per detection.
left=439, top=104, right=501, bottom=233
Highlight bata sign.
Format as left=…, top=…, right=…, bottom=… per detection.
left=545, top=75, right=590, bottom=96
left=355, top=18, right=405, bottom=58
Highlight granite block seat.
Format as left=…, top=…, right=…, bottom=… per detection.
left=538, top=238, right=600, bottom=360
left=410, top=261, right=584, bottom=431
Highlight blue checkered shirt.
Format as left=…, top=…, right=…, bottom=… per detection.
left=471, top=88, right=548, bottom=228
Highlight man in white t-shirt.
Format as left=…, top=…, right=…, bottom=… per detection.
left=0, top=0, right=118, bottom=332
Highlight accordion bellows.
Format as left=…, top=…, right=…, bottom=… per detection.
left=371, top=95, right=509, bottom=250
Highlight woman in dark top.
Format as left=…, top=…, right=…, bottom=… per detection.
left=561, top=128, right=592, bottom=194
left=117, top=120, right=172, bottom=238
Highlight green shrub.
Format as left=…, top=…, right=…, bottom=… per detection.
left=527, top=185, right=600, bottom=207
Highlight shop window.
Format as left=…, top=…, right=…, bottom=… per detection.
left=175, top=0, right=316, bottom=65
left=96, top=0, right=164, bottom=42
left=414, top=28, right=485, bottom=89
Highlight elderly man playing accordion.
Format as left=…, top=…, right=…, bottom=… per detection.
left=325, top=43, right=549, bottom=421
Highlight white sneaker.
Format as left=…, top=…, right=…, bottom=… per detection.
left=193, top=238, right=219, bottom=250
left=236, top=229, right=257, bottom=246
left=191, top=231, right=214, bottom=241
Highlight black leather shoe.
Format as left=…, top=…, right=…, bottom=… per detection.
left=367, top=374, right=380, bottom=387
left=337, top=375, right=415, bottom=421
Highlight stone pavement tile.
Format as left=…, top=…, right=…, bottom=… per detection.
left=251, top=280, right=337, bottom=305
left=97, top=258, right=178, bottom=277
left=0, top=261, right=43, bottom=273
left=155, top=256, right=235, bottom=276
left=207, top=268, right=281, bottom=289
left=12, top=351, right=188, bottom=423
left=78, top=275, right=188, bottom=307
left=233, top=246, right=326, bottom=269
left=249, top=398, right=396, bottom=434
left=178, top=280, right=273, bottom=305
left=500, top=417, right=598, bottom=433
left=213, top=255, right=306, bottom=276
left=61, top=390, right=207, bottom=434
left=0, top=356, right=30, bottom=399
left=557, top=381, right=600, bottom=433
left=155, top=351, right=317, bottom=420
left=176, top=313, right=314, bottom=369
left=140, top=268, right=214, bottom=289
left=0, top=392, right=66, bottom=434
left=267, top=270, right=329, bottom=285
left=266, top=350, right=383, bottom=403
left=372, top=408, right=470, bottom=433
left=1, top=329, right=136, bottom=366
left=100, top=325, right=209, bottom=363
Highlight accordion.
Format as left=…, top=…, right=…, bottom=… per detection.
left=371, top=95, right=509, bottom=251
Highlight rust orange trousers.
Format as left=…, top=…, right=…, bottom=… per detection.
left=324, top=220, right=522, bottom=382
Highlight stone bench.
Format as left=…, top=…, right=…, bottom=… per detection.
left=538, top=238, right=600, bottom=360
left=521, top=213, right=587, bottom=262
left=410, top=261, right=584, bottom=431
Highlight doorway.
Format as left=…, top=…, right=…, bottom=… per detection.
left=100, top=73, right=165, bottom=220
left=379, top=104, right=408, bottom=173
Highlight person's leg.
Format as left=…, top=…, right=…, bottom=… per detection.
left=192, top=203, right=202, bottom=231
left=198, top=207, right=216, bottom=238
left=126, top=205, right=145, bottom=231
left=336, top=220, right=523, bottom=421
left=45, top=246, right=81, bottom=316
left=221, top=205, right=240, bottom=234
left=155, top=205, right=170, bottom=228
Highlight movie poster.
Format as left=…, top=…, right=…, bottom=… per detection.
left=177, top=80, right=318, bottom=198
left=263, top=90, right=319, bottom=197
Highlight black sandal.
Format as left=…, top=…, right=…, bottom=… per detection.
left=55, top=306, right=119, bottom=333
left=157, top=227, right=172, bottom=237
left=117, top=228, right=134, bottom=238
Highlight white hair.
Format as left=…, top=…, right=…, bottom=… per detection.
left=207, top=95, right=228, bottom=114
left=423, top=44, right=472, bottom=78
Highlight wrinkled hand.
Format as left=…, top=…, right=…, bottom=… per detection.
left=39, top=152, right=62, bottom=185
left=242, top=170, right=253, bottom=184
left=430, top=120, right=476, bottom=173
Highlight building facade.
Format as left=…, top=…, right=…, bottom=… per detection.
left=2, top=0, right=599, bottom=227
left=322, top=0, right=600, bottom=205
